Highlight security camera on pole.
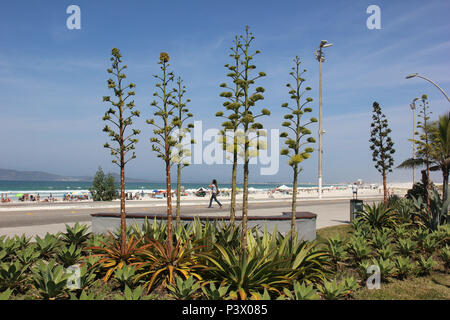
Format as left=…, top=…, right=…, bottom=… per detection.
left=314, top=40, right=332, bottom=199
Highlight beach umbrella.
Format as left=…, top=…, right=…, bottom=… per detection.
left=277, top=185, right=291, bottom=191
left=15, top=193, right=24, bottom=197
left=152, top=189, right=159, bottom=193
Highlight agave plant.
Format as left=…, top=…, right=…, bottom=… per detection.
left=167, top=276, right=203, bottom=300
left=357, top=203, right=395, bottom=229
left=397, top=238, right=417, bottom=257
left=394, top=256, right=414, bottom=279
left=370, top=228, right=392, bottom=250
left=113, top=264, right=137, bottom=290
left=416, top=255, right=437, bottom=276
left=31, top=260, right=70, bottom=300
left=376, top=244, right=396, bottom=260
left=346, top=236, right=372, bottom=265
left=282, top=281, right=320, bottom=300
left=392, top=198, right=416, bottom=224
left=0, top=237, right=19, bottom=262
left=115, top=285, right=151, bottom=300
left=60, top=223, right=91, bottom=247
left=35, top=233, right=61, bottom=259
left=201, top=282, right=231, bottom=300
left=16, top=245, right=40, bottom=268
left=86, top=232, right=146, bottom=282
left=69, top=289, right=105, bottom=300
left=57, top=244, right=83, bottom=268
left=411, top=189, right=450, bottom=231
left=14, top=235, right=31, bottom=250
left=0, top=288, right=12, bottom=300
left=357, top=260, right=372, bottom=282
left=421, top=234, right=439, bottom=256
left=370, top=257, right=395, bottom=281
left=439, top=245, right=450, bottom=270
left=324, top=235, right=346, bottom=271
left=317, top=279, right=349, bottom=300
left=0, top=261, right=28, bottom=292
left=200, top=243, right=290, bottom=300
left=133, top=237, right=205, bottom=292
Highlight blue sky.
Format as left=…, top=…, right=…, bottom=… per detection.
left=0, top=0, right=449, bottom=184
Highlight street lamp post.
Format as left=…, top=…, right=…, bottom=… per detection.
left=406, top=73, right=450, bottom=103
left=315, top=40, right=332, bottom=199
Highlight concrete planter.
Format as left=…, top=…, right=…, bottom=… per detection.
left=91, top=211, right=317, bottom=241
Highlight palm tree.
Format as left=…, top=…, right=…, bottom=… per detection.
left=398, top=112, right=450, bottom=202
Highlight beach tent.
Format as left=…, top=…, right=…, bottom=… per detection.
left=277, top=185, right=291, bottom=191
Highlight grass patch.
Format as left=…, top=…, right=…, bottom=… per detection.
left=317, top=224, right=353, bottom=242
left=354, top=273, right=450, bottom=300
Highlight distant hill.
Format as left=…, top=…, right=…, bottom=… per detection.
left=0, top=169, right=149, bottom=182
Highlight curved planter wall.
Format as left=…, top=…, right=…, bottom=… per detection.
left=91, top=211, right=317, bottom=241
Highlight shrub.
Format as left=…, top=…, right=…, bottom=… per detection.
left=439, top=245, right=450, bottom=270
left=394, top=256, right=414, bottom=279
left=167, top=276, right=203, bottom=300
left=57, top=244, right=82, bottom=268
left=370, top=257, right=395, bottom=282
left=357, top=203, right=395, bottom=229
left=317, top=279, right=349, bottom=300
left=113, top=264, right=137, bottom=290
left=115, top=285, right=151, bottom=300
left=376, top=244, right=396, bottom=260
left=282, top=281, right=320, bottom=300
left=324, top=235, right=346, bottom=271
left=61, top=223, right=91, bottom=248
left=133, top=237, right=205, bottom=293
left=201, top=282, right=230, bottom=300
left=370, top=228, right=392, bottom=250
left=0, top=261, right=28, bottom=292
left=31, top=260, right=70, bottom=300
left=346, top=236, right=371, bottom=264
left=416, top=255, right=437, bottom=276
left=397, top=238, right=417, bottom=257
left=16, top=245, right=40, bottom=268
left=35, top=233, right=60, bottom=259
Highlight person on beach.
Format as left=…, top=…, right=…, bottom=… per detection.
left=352, top=183, right=358, bottom=199
left=208, top=179, right=222, bottom=208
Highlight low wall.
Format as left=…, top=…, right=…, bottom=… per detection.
left=91, top=212, right=317, bottom=241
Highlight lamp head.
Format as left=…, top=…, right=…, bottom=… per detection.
left=406, top=73, right=418, bottom=79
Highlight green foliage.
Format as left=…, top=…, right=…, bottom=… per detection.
left=113, top=264, right=137, bottom=290
left=376, top=244, right=396, bottom=260
left=133, top=237, right=205, bottom=292
left=370, top=228, right=392, bottom=250
left=397, top=238, right=417, bottom=257
left=167, top=276, right=202, bottom=300
left=35, top=233, right=60, bottom=259
left=200, top=243, right=289, bottom=300
left=31, top=260, right=69, bottom=300
left=69, top=289, right=104, bottom=300
left=57, top=244, right=82, bottom=268
left=115, top=285, right=151, bottom=300
left=201, top=282, right=230, bottom=300
left=439, top=245, right=450, bottom=269
left=0, top=288, right=12, bottom=300
left=283, top=281, right=320, bottom=300
left=60, top=223, right=91, bottom=248
left=346, top=236, right=371, bottom=264
left=0, top=261, right=27, bottom=291
left=357, top=203, right=395, bottom=229
left=16, top=245, right=40, bottom=268
left=416, top=255, right=437, bottom=276
left=0, top=236, right=19, bottom=262
left=392, top=198, right=416, bottom=224
left=370, top=257, right=395, bottom=281
left=89, top=167, right=117, bottom=201
left=411, top=189, right=450, bottom=230
left=394, top=256, right=414, bottom=279
left=318, top=279, right=350, bottom=300
left=324, top=235, right=346, bottom=271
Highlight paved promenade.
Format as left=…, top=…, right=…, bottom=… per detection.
left=0, top=195, right=383, bottom=238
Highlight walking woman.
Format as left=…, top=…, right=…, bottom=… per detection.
left=208, top=179, right=222, bottom=208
